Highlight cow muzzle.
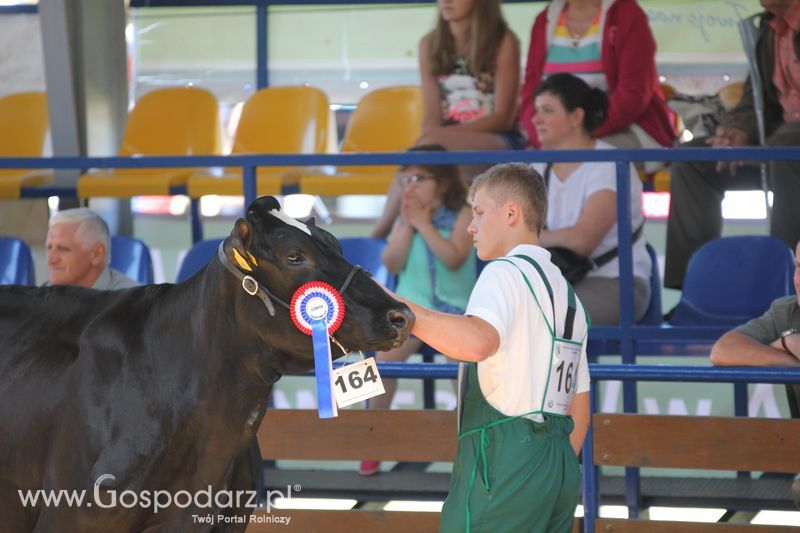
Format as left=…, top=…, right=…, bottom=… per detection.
left=387, top=306, right=415, bottom=348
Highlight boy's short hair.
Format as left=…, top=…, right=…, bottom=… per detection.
left=470, top=163, right=547, bottom=234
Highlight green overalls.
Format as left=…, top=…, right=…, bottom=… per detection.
left=440, top=255, right=586, bottom=533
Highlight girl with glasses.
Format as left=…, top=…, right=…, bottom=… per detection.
left=360, top=145, right=476, bottom=476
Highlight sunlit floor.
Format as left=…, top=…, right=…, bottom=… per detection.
left=271, top=498, right=800, bottom=526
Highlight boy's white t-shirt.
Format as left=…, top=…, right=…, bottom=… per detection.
left=532, top=140, right=651, bottom=280
left=465, top=245, right=590, bottom=420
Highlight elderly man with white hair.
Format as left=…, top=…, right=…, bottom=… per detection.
left=46, top=208, right=139, bottom=290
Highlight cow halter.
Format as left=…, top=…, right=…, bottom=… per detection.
left=216, top=242, right=362, bottom=352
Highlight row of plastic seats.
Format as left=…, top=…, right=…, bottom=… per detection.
left=176, top=236, right=394, bottom=289
left=0, top=85, right=423, bottom=200
left=0, top=235, right=154, bottom=286
left=175, top=235, right=794, bottom=328
left=4, top=232, right=792, bottom=329
left=0, top=232, right=391, bottom=288
left=630, top=236, right=794, bottom=328
left=0, top=92, right=52, bottom=198
left=2, top=82, right=751, bottom=199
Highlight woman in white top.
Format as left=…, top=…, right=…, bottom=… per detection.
left=531, top=72, right=651, bottom=325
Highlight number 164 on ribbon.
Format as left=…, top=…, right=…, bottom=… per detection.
left=331, top=358, right=385, bottom=408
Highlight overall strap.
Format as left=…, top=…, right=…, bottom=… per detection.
left=493, top=258, right=554, bottom=338
left=512, top=254, right=578, bottom=341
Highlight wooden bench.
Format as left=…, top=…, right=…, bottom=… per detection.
left=247, top=408, right=583, bottom=532
left=247, top=408, right=454, bottom=532
left=244, top=409, right=799, bottom=532
left=591, top=413, right=800, bottom=532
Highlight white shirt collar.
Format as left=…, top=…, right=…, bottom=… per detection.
left=91, top=267, right=112, bottom=290
left=505, top=244, right=551, bottom=261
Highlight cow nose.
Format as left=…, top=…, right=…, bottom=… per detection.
left=387, top=307, right=414, bottom=333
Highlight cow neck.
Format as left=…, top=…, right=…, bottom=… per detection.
left=216, top=241, right=362, bottom=355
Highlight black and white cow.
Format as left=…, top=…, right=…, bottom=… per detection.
left=0, top=196, right=413, bottom=532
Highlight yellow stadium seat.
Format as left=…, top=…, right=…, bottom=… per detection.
left=0, top=92, right=52, bottom=199
left=77, top=87, right=221, bottom=198
left=187, top=86, right=330, bottom=198
left=299, top=86, right=423, bottom=196
left=653, top=168, right=671, bottom=192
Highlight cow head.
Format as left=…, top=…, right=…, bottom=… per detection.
left=222, top=196, right=414, bottom=370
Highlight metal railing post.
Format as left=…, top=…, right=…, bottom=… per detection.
left=243, top=164, right=257, bottom=208
left=583, top=386, right=599, bottom=533
left=614, top=159, right=641, bottom=517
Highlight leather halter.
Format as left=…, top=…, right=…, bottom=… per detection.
left=216, top=242, right=363, bottom=354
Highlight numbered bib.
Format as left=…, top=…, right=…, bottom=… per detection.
left=542, top=339, right=582, bottom=416
left=331, top=358, right=385, bottom=408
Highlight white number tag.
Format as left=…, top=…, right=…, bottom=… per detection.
left=331, top=358, right=385, bottom=408
left=543, top=340, right=581, bottom=416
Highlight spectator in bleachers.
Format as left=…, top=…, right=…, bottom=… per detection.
left=665, top=0, right=800, bottom=289
left=519, top=0, right=676, bottom=151
left=710, top=240, right=800, bottom=507
left=360, top=145, right=475, bottom=476
left=46, top=208, right=138, bottom=290
left=710, top=240, right=800, bottom=369
left=531, top=73, right=651, bottom=325
left=372, top=0, right=522, bottom=238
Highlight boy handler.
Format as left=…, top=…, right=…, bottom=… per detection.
left=392, top=163, right=591, bottom=532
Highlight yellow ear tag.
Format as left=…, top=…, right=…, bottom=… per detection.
left=246, top=251, right=258, bottom=266
left=233, top=249, right=253, bottom=272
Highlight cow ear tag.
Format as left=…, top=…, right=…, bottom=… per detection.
left=290, top=282, right=345, bottom=419
left=232, top=248, right=253, bottom=272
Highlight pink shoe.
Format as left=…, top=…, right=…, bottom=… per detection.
left=359, top=460, right=381, bottom=476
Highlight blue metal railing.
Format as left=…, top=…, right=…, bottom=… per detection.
left=582, top=364, right=800, bottom=533
left=4, top=146, right=797, bottom=346
left=345, top=362, right=800, bottom=384
left=4, top=146, right=799, bottom=330
left=4, top=146, right=800, bottom=526
left=366, top=361, right=800, bottom=532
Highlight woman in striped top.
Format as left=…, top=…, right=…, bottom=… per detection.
left=520, top=0, right=676, bottom=151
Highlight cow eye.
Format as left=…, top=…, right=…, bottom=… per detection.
left=287, top=252, right=304, bottom=265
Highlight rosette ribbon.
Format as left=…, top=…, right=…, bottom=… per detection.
left=290, top=282, right=345, bottom=419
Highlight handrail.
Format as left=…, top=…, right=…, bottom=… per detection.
left=343, top=361, right=800, bottom=384
left=7, top=146, right=798, bottom=528
left=582, top=364, right=800, bottom=533
left=5, top=147, right=795, bottom=351
left=2, top=146, right=800, bottom=170
left=334, top=360, right=800, bottom=533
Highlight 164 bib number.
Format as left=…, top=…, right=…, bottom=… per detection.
left=331, top=358, right=385, bottom=408
left=543, top=339, right=581, bottom=416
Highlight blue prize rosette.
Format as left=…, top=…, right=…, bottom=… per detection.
left=290, top=282, right=345, bottom=419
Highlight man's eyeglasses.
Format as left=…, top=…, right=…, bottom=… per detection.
left=399, top=174, right=434, bottom=186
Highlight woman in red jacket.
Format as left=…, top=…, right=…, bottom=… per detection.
left=520, top=0, right=676, bottom=150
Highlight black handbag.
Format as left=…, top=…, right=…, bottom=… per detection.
left=543, top=163, right=644, bottom=285
left=547, top=246, right=595, bottom=285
